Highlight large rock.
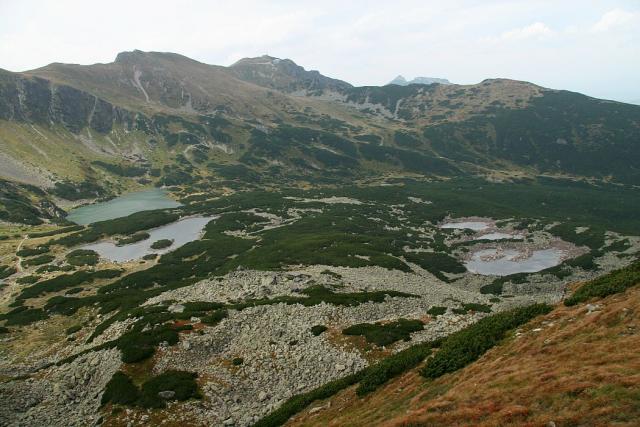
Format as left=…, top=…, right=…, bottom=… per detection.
left=158, top=390, right=176, bottom=400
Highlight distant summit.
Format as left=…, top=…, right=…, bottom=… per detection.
left=229, top=55, right=352, bottom=93
left=389, top=75, right=451, bottom=86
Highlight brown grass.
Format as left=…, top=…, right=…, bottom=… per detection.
left=288, top=285, right=640, bottom=427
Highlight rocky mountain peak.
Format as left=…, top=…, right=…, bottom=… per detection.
left=390, top=75, right=409, bottom=85
left=389, top=75, right=451, bottom=86
left=229, top=55, right=352, bottom=93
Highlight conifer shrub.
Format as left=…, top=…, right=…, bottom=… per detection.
left=22, top=254, right=55, bottom=267
left=421, top=303, right=552, bottom=379
left=66, top=249, right=100, bottom=266
left=565, top=261, right=640, bottom=306
left=101, top=372, right=139, bottom=406
left=310, top=325, right=328, bottom=336
left=139, top=370, right=200, bottom=408
left=201, top=309, right=228, bottom=325
left=427, top=306, right=447, bottom=317
left=343, top=319, right=424, bottom=347
left=150, top=239, right=174, bottom=249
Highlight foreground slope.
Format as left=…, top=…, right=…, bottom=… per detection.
left=286, top=271, right=640, bottom=427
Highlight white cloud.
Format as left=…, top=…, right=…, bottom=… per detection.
left=591, top=8, right=637, bottom=32
left=0, top=0, right=638, bottom=102
left=499, top=22, right=555, bottom=41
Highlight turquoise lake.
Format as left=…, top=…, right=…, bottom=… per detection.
left=66, top=188, right=181, bottom=225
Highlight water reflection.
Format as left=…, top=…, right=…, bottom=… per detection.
left=465, top=248, right=563, bottom=276
left=67, top=189, right=181, bottom=225
left=80, top=216, right=215, bottom=262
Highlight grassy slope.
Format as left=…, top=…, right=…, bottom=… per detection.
left=287, top=280, right=640, bottom=426
left=0, top=121, right=154, bottom=186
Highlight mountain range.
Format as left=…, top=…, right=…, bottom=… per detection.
left=1, top=50, right=640, bottom=427
left=0, top=50, right=639, bottom=224
left=388, top=75, right=451, bottom=86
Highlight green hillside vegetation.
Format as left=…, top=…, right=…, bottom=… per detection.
left=343, top=318, right=424, bottom=346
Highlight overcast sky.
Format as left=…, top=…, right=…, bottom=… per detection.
left=1, top=0, right=638, bottom=103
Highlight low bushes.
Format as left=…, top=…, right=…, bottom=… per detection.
left=16, top=246, right=49, bottom=257
left=480, top=273, right=529, bottom=295
left=36, top=264, right=73, bottom=273
left=92, top=160, right=147, bottom=177
left=28, top=225, right=83, bottom=238
left=343, top=319, right=424, bottom=347
left=356, top=341, right=437, bottom=396
left=15, top=269, right=122, bottom=302
left=254, top=339, right=439, bottom=426
left=549, top=223, right=605, bottom=250
left=421, top=303, right=552, bottom=379
left=116, top=325, right=179, bottom=363
left=51, top=210, right=179, bottom=247
left=201, top=309, right=228, bottom=325
left=565, top=261, right=640, bottom=306
left=0, top=266, right=17, bottom=279
left=101, top=372, right=140, bottom=406
left=103, top=370, right=199, bottom=409
left=404, top=252, right=465, bottom=282
left=229, top=285, right=415, bottom=311
left=16, top=275, right=39, bottom=284
left=310, top=325, right=328, bottom=336
left=461, top=303, right=492, bottom=313
left=66, top=249, right=100, bottom=266
left=50, top=180, right=105, bottom=201
left=427, top=306, right=447, bottom=317
left=66, top=324, right=82, bottom=335
left=150, top=239, right=173, bottom=250
left=566, top=252, right=599, bottom=271
left=116, top=232, right=150, bottom=246
left=139, top=370, right=200, bottom=408
left=253, top=371, right=366, bottom=427
left=22, top=254, right=55, bottom=267
left=1, top=307, right=47, bottom=326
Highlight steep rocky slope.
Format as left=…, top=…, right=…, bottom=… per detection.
left=286, top=271, right=640, bottom=427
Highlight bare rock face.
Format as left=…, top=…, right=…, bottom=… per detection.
left=229, top=55, right=353, bottom=94
left=0, top=70, right=143, bottom=134
left=388, top=75, right=451, bottom=86
left=0, top=349, right=121, bottom=427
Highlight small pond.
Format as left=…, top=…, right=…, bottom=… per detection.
left=80, top=216, right=215, bottom=263
left=440, top=221, right=490, bottom=231
left=465, top=248, right=564, bottom=276
left=67, top=188, right=181, bottom=225
left=477, top=232, right=523, bottom=241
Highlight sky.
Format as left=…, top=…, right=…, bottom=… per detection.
left=0, top=0, right=639, bottom=103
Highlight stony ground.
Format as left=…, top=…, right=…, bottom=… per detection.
left=0, top=263, right=593, bottom=426
left=1, top=221, right=638, bottom=426
left=285, top=283, right=640, bottom=427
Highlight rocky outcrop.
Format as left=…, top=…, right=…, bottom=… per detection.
left=0, top=349, right=121, bottom=427
left=388, top=75, right=451, bottom=86
left=0, top=69, right=147, bottom=134
left=229, top=55, right=353, bottom=94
